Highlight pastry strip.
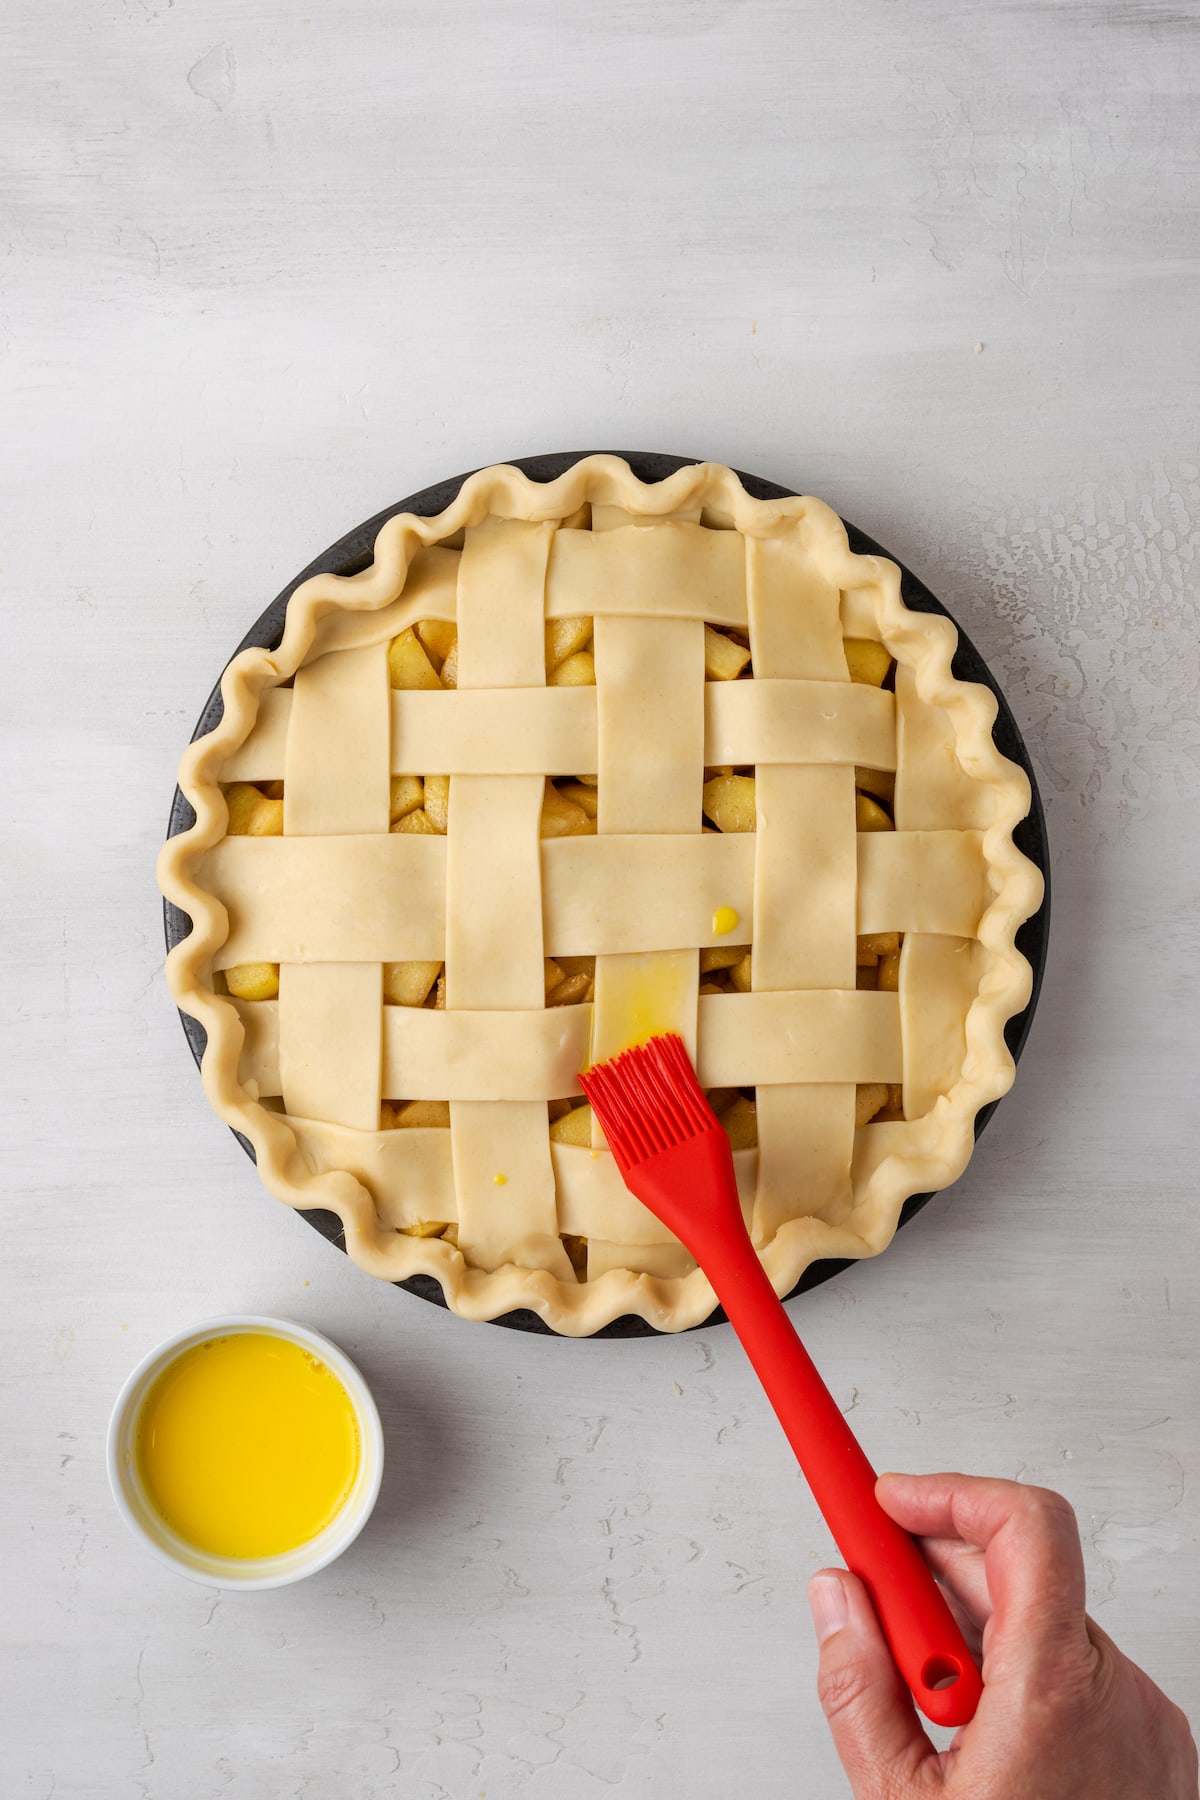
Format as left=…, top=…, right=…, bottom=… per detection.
left=705, top=679, right=894, bottom=770
left=282, top=1123, right=755, bottom=1249
left=384, top=1006, right=590, bottom=1103
left=745, top=531, right=859, bottom=1239
left=585, top=1241, right=698, bottom=1280
left=899, top=934, right=985, bottom=1119
left=586, top=519, right=710, bottom=1256
left=444, top=776, right=546, bottom=1010
left=284, top=642, right=390, bottom=836
left=697, top=990, right=902, bottom=1086
left=275, top=641, right=390, bottom=1130
left=238, top=990, right=901, bottom=1102
left=552, top=1144, right=758, bottom=1244
left=856, top=831, right=988, bottom=938
left=754, top=766, right=858, bottom=991
left=208, top=828, right=986, bottom=969
left=231, top=675, right=895, bottom=784
left=449, top=1100, right=572, bottom=1275
left=393, top=688, right=597, bottom=776
left=223, top=689, right=291, bottom=782
left=745, top=534, right=847, bottom=678
left=753, top=1084, right=857, bottom=1243
left=206, top=835, right=447, bottom=967
left=895, top=663, right=1001, bottom=831
left=446, top=519, right=571, bottom=1277
left=232, top=997, right=280, bottom=1097
left=547, top=522, right=747, bottom=624
left=590, top=611, right=706, bottom=1071
left=457, top=517, right=554, bottom=689
left=277, top=961, right=383, bottom=1131
left=543, top=834, right=755, bottom=957
left=594, top=614, right=706, bottom=836
left=287, top=1115, right=457, bottom=1230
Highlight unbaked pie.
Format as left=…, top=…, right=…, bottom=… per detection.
left=158, top=457, right=1043, bottom=1335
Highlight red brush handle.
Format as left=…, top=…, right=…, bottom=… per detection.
left=710, top=1234, right=981, bottom=1727
left=634, top=1137, right=982, bottom=1729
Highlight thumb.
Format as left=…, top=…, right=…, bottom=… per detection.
left=808, top=1570, right=934, bottom=1799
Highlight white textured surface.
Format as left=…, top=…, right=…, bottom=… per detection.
left=3, top=2, right=1198, bottom=1795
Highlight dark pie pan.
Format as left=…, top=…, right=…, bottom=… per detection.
left=163, top=451, right=1050, bottom=1339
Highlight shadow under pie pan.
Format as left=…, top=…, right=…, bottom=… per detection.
left=163, top=451, right=1050, bottom=1340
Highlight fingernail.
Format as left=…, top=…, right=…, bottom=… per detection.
left=807, top=1573, right=849, bottom=1644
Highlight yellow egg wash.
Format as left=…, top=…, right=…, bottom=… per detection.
left=589, top=950, right=697, bottom=1064
left=712, top=905, right=740, bottom=937
left=136, top=1333, right=360, bottom=1559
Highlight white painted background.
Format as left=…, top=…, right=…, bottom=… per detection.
left=3, top=2, right=1197, bottom=1795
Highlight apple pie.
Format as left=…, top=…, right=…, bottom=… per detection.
left=158, top=457, right=1043, bottom=1335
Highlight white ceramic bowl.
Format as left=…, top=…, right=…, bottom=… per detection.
left=107, top=1314, right=384, bottom=1589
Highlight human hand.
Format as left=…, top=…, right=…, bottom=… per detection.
left=806, top=1472, right=1199, bottom=1799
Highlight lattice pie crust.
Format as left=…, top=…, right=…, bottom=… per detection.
left=159, top=459, right=1043, bottom=1335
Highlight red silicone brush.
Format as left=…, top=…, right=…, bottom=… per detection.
left=579, top=1032, right=983, bottom=1729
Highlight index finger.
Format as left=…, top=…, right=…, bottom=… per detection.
left=877, top=1473, right=1092, bottom=1672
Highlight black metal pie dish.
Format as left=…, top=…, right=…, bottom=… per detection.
left=163, top=452, right=1049, bottom=1339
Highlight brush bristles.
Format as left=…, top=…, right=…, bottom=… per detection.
left=580, top=1034, right=717, bottom=1170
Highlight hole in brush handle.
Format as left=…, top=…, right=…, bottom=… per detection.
left=921, top=1654, right=962, bottom=1692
